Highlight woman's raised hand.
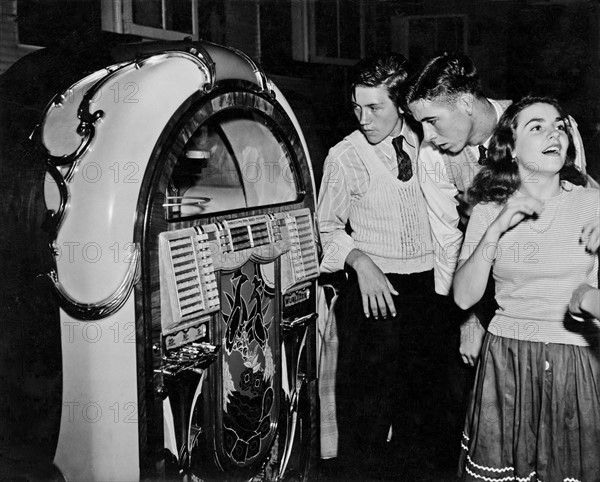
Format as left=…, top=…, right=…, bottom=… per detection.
left=489, top=196, right=545, bottom=237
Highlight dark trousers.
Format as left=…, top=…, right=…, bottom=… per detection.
left=334, top=269, right=459, bottom=477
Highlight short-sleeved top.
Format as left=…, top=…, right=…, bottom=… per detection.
left=460, top=183, right=600, bottom=346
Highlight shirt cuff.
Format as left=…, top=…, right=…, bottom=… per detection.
left=433, top=263, right=453, bottom=296
left=319, top=235, right=355, bottom=273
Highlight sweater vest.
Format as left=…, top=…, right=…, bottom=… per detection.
left=346, top=130, right=434, bottom=274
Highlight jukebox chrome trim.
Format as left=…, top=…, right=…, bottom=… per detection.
left=138, top=50, right=213, bottom=90
left=201, top=40, right=273, bottom=96
left=42, top=161, right=70, bottom=235
left=220, top=44, right=273, bottom=97
left=35, top=62, right=134, bottom=174
left=45, top=244, right=141, bottom=321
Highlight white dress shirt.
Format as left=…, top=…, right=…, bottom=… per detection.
left=317, top=121, right=419, bottom=274
left=318, top=121, right=453, bottom=294
left=417, top=99, right=506, bottom=294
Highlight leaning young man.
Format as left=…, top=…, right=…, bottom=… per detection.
left=405, top=52, right=595, bottom=367
left=318, top=53, right=453, bottom=479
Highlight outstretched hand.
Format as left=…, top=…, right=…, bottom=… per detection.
left=346, top=250, right=398, bottom=319
left=581, top=218, right=600, bottom=253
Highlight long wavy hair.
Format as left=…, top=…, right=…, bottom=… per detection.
left=467, top=96, right=587, bottom=205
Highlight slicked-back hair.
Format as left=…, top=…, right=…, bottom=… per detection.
left=350, top=53, right=409, bottom=108
left=405, top=52, right=484, bottom=106
left=467, top=96, right=587, bottom=205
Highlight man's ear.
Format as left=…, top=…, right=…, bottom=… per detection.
left=458, top=93, right=474, bottom=115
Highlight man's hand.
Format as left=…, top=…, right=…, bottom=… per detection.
left=346, top=249, right=398, bottom=319
left=459, top=312, right=486, bottom=367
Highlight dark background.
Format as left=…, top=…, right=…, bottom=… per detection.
left=1, top=1, right=598, bottom=480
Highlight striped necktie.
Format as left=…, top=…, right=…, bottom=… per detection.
left=392, top=135, right=413, bottom=182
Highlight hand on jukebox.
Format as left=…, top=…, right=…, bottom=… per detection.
left=346, top=248, right=398, bottom=320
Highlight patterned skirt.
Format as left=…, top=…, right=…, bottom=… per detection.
left=459, top=333, right=600, bottom=482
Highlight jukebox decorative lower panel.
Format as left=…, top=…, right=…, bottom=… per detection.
left=158, top=209, right=319, bottom=480
left=35, top=39, right=320, bottom=481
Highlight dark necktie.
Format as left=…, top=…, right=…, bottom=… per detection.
left=478, top=145, right=487, bottom=165
left=392, top=135, right=413, bottom=182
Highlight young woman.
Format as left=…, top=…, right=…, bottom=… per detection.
left=453, top=96, right=600, bottom=481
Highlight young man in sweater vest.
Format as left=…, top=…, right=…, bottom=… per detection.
left=318, top=53, right=455, bottom=478
left=406, top=52, right=595, bottom=365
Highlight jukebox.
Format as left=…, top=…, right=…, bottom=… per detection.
left=36, top=40, right=320, bottom=481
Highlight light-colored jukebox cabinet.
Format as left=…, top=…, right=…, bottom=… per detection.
left=36, top=40, right=320, bottom=481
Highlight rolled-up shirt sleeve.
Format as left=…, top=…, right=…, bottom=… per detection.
left=418, top=142, right=464, bottom=295
left=317, top=156, right=355, bottom=273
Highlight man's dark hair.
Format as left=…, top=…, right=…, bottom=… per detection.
left=405, top=52, right=484, bottom=105
left=350, top=53, right=409, bottom=108
left=467, top=95, right=586, bottom=205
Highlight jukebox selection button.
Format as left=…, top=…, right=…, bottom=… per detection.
left=274, top=209, right=319, bottom=292
left=159, top=229, right=220, bottom=334
left=195, top=232, right=219, bottom=311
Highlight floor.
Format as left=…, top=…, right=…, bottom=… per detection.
left=314, top=434, right=462, bottom=482
left=0, top=434, right=462, bottom=482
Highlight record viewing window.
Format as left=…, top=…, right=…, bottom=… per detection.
left=166, top=108, right=299, bottom=219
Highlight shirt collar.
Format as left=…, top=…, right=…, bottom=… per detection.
left=480, top=99, right=505, bottom=148
left=382, top=121, right=416, bottom=156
